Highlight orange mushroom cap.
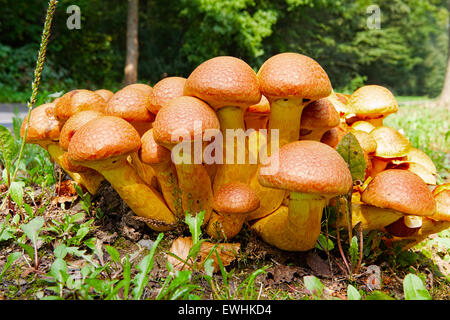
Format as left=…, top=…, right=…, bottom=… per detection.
left=94, top=89, right=114, bottom=102
left=300, top=98, right=340, bottom=130
left=361, top=169, right=436, bottom=217
left=257, top=52, right=332, bottom=103
left=139, top=129, right=172, bottom=165
left=54, top=89, right=106, bottom=122
left=213, top=182, right=260, bottom=214
left=184, top=56, right=261, bottom=111
left=152, top=96, right=220, bottom=147
left=68, top=116, right=141, bottom=162
left=105, top=86, right=155, bottom=123
left=59, top=110, right=104, bottom=151
left=148, top=77, right=187, bottom=114
left=258, top=140, right=353, bottom=196
left=20, top=103, right=61, bottom=144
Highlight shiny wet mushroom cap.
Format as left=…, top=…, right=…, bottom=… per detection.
left=152, top=95, right=220, bottom=148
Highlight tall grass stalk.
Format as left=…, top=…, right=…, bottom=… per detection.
left=1, top=0, right=58, bottom=210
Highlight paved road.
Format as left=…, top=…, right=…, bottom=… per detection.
left=0, top=104, right=28, bottom=129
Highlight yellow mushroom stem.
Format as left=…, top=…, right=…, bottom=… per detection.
left=268, top=98, right=306, bottom=147
left=336, top=202, right=403, bottom=231
left=206, top=211, right=247, bottom=240
left=47, top=144, right=104, bottom=195
left=129, top=152, right=158, bottom=189
left=251, top=193, right=327, bottom=251
left=244, top=113, right=269, bottom=130
left=213, top=106, right=254, bottom=193
left=147, top=160, right=183, bottom=219
left=72, top=154, right=177, bottom=231
left=246, top=131, right=285, bottom=221
left=386, top=218, right=450, bottom=251
left=171, top=144, right=213, bottom=224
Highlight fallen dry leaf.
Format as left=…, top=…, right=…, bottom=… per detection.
left=52, top=180, right=78, bottom=205
left=168, top=237, right=240, bottom=272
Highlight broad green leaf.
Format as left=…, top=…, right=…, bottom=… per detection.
left=303, top=275, right=324, bottom=298
left=0, top=222, right=15, bottom=242
left=49, top=258, right=69, bottom=284
left=347, top=284, right=361, bottom=300
left=21, top=216, right=44, bottom=248
left=336, top=132, right=366, bottom=183
left=365, top=291, right=395, bottom=300
left=9, top=181, right=25, bottom=208
left=403, top=273, right=432, bottom=300
left=185, top=211, right=205, bottom=245
left=315, top=234, right=334, bottom=251
left=105, top=245, right=121, bottom=264
left=0, top=252, right=21, bottom=281
left=54, top=244, right=68, bottom=259
left=349, top=236, right=359, bottom=267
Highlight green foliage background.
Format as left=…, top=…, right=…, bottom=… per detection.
left=0, top=0, right=448, bottom=97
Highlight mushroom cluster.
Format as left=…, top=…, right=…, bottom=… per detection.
left=21, top=52, right=449, bottom=252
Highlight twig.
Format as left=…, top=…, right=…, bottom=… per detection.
left=354, top=224, right=364, bottom=274
left=0, top=0, right=59, bottom=211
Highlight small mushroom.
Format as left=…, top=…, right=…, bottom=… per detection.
left=346, top=85, right=398, bottom=127
left=58, top=110, right=106, bottom=194
left=67, top=116, right=177, bottom=231
left=20, top=103, right=93, bottom=192
left=148, top=76, right=186, bottom=115
left=184, top=56, right=261, bottom=193
left=368, top=126, right=411, bottom=177
left=54, top=89, right=106, bottom=123
left=361, top=169, right=436, bottom=237
left=206, top=182, right=260, bottom=240
left=257, top=52, right=332, bottom=146
left=350, top=120, right=376, bottom=134
left=299, top=97, right=340, bottom=141
left=252, top=140, right=353, bottom=251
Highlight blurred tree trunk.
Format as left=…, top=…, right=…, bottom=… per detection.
left=124, top=0, right=139, bottom=85
left=438, top=0, right=450, bottom=109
